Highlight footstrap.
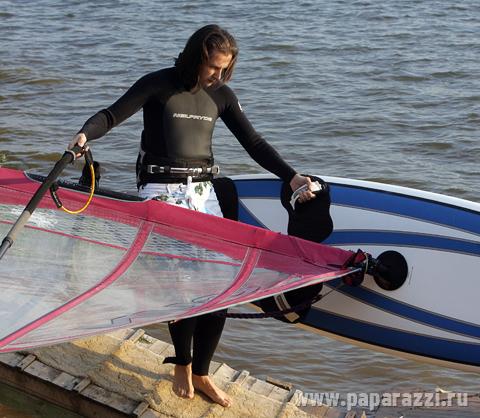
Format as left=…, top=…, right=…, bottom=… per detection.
left=215, top=293, right=323, bottom=319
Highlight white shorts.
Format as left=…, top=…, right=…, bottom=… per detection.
left=138, top=180, right=223, bottom=218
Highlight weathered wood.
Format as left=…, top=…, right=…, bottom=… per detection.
left=287, top=389, right=304, bottom=405
left=0, top=360, right=130, bottom=418
left=0, top=352, right=24, bottom=367
left=211, top=362, right=237, bottom=382
left=0, top=330, right=356, bottom=418
left=267, top=376, right=293, bottom=391
left=80, top=383, right=138, bottom=414
left=147, top=338, right=175, bottom=358
left=52, top=371, right=81, bottom=390
left=233, top=369, right=250, bottom=385
left=73, top=377, right=91, bottom=393
left=23, top=360, right=81, bottom=391
left=127, top=329, right=145, bottom=343
left=132, top=400, right=150, bottom=417
left=269, top=384, right=292, bottom=403
left=321, top=405, right=343, bottom=418
left=17, top=353, right=36, bottom=370
left=137, top=409, right=163, bottom=418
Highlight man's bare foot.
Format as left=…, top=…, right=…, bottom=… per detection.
left=172, top=364, right=194, bottom=399
left=192, top=374, right=232, bottom=407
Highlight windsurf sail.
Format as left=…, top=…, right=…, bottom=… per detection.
left=0, top=167, right=361, bottom=352
left=0, top=145, right=87, bottom=260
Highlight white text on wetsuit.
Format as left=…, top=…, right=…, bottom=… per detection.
left=173, top=113, right=213, bottom=122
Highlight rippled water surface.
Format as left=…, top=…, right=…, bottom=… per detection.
left=1, top=0, right=479, bottom=415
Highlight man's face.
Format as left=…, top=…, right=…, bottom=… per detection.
left=198, top=51, right=232, bottom=88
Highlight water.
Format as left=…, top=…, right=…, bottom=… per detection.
left=1, top=0, right=479, bottom=415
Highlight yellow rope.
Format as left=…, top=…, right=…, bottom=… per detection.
left=60, top=163, right=95, bottom=214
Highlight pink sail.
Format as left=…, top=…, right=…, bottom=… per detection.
left=0, top=168, right=358, bottom=352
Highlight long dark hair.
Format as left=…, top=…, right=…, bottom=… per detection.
left=175, top=25, right=238, bottom=90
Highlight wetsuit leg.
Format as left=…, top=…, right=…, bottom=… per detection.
left=159, top=182, right=227, bottom=374
left=167, top=318, right=197, bottom=365
left=191, top=310, right=227, bottom=376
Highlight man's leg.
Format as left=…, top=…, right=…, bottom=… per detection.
left=167, top=318, right=196, bottom=398
left=191, top=311, right=232, bottom=407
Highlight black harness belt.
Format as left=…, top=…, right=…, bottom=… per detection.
left=146, top=165, right=220, bottom=176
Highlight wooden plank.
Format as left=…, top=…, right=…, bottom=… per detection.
left=245, top=377, right=275, bottom=397
left=148, top=340, right=174, bottom=357
left=73, top=377, right=91, bottom=393
left=111, top=328, right=136, bottom=341
left=212, top=362, right=237, bottom=382
left=241, top=375, right=259, bottom=391
left=0, top=352, right=25, bottom=367
left=81, top=383, right=138, bottom=415
left=17, top=354, right=36, bottom=370
left=24, top=360, right=79, bottom=390
left=292, top=403, right=342, bottom=418
left=285, top=399, right=337, bottom=418
left=132, top=400, right=149, bottom=417
left=0, top=361, right=130, bottom=418
left=233, top=369, right=250, bottom=385
left=127, top=329, right=145, bottom=343
left=134, top=333, right=157, bottom=349
left=138, top=409, right=164, bottom=418
left=321, top=405, right=343, bottom=418
left=287, top=389, right=303, bottom=405
left=268, top=385, right=291, bottom=403
left=266, top=376, right=293, bottom=391
left=52, top=372, right=81, bottom=390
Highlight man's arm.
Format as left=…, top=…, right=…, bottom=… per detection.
left=69, top=72, right=157, bottom=149
left=219, top=86, right=316, bottom=199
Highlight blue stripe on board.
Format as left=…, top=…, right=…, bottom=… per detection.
left=303, top=308, right=480, bottom=367
left=331, top=184, right=480, bottom=235
left=238, top=201, right=266, bottom=228
left=235, top=179, right=282, bottom=199
left=234, top=178, right=480, bottom=235
left=325, top=278, right=480, bottom=339
left=324, top=231, right=480, bottom=256
left=239, top=202, right=480, bottom=256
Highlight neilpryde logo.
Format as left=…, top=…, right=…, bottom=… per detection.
left=173, top=113, right=213, bottom=122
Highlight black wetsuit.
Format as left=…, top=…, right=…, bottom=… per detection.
left=79, top=67, right=296, bottom=185
left=79, top=67, right=297, bottom=376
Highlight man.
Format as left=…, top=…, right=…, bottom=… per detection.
left=69, top=24, right=315, bottom=407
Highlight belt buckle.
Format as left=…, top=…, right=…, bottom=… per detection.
left=190, top=167, right=202, bottom=176
left=146, top=165, right=156, bottom=174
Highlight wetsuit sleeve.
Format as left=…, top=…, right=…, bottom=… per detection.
left=78, top=73, right=154, bottom=141
left=219, top=87, right=297, bottom=183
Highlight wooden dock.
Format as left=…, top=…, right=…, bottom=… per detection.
left=0, top=328, right=363, bottom=418
left=1, top=329, right=478, bottom=417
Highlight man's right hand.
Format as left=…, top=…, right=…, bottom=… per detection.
left=68, top=133, right=88, bottom=157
